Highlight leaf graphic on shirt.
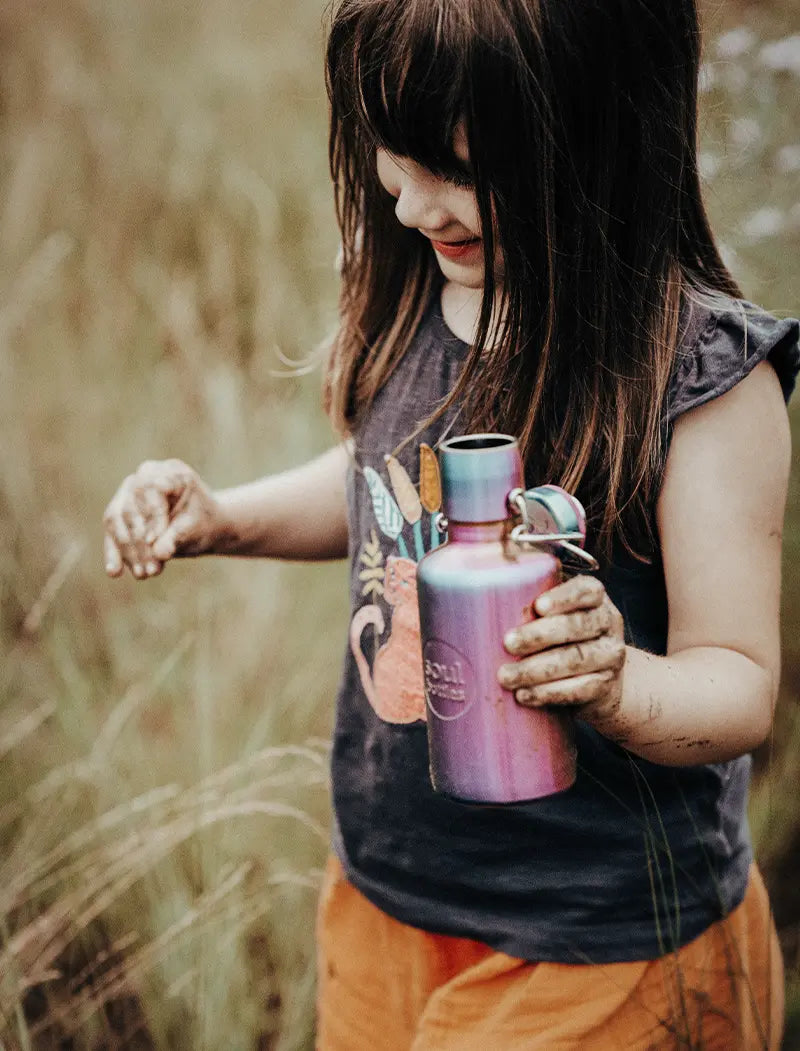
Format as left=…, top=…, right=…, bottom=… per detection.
left=419, top=444, right=442, bottom=513
left=385, top=454, right=422, bottom=524
left=359, top=567, right=384, bottom=581
left=364, top=466, right=404, bottom=540
left=361, top=579, right=384, bottom=599
left=360, top=529, right=383, bottom=567
left=359, top=529, right=384, bottom=599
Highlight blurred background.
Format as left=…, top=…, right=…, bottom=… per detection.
left=0, top=0, right=798, bottom=1047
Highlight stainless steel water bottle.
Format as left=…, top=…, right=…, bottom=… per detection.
left=416, top=434, right=595, bottom=804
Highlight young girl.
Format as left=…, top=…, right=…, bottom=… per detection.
left=104, top=0, right=800, bottom=1046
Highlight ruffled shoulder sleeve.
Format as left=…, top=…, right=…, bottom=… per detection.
left=666, top=299, right=800, bottom=425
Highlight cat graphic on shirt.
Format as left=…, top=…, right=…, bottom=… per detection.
left=349, top=555, right=426, bottom=724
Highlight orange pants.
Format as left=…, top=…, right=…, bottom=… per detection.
left=316, top=856, right=783, bottom=1050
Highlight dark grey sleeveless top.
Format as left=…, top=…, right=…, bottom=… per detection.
left=331, top=292, right=800, bottom=962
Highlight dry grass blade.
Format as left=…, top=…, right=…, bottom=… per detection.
left=20, top=540, right=85, bottom=637
left=0, top=796, right=324, bottom=1006
left=0, top=701, right=57, bottom=762
left=26, top=863, right=254, bottom=1041
left=0, top=233, right=74, bottom=339
left=90, top=633, right=196, bottom=765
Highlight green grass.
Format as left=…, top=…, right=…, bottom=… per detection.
left=1, top=0, right=799, bottom=1047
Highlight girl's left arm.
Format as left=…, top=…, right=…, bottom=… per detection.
left=498, top=360, right=792, bottom=766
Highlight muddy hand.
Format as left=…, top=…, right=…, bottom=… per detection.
left=103, top=458, right=221, bottom=579
left=498, top=575, right=626, bottom=718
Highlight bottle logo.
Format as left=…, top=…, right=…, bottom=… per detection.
left=423, top=639, right=475, bottom=720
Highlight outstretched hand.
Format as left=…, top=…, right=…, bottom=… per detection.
left=103, top=459, right=222, bottom=579
left=498, top=575, right=626, bottom=722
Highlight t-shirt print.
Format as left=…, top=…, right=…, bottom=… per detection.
left=348, top=446, right=443, bottom=724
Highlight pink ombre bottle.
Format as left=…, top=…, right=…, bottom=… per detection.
left=416, top=434, right=584, bottom=804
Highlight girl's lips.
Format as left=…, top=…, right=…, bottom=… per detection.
left=430, top=237, right=482, bottom=261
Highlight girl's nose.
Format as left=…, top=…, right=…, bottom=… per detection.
left=394, top=176, right=449, bottom=232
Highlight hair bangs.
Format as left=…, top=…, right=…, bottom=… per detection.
left=331, top=0, right=470, bottom=180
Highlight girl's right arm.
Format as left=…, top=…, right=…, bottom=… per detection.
left=103, top=443, right=350, bottom=579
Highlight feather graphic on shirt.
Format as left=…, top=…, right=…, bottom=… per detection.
left=419, top=443, right=443, bottom=549
left=363, top=465, right=409, bottom=558
left=419, top=444, right=442, bottom=512
left=385, top=454, right=424, bottom=561
left=385, top=455, right=421, bottom=522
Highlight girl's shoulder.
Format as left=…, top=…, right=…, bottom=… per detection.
left=667, top=295, right=800, bottom=425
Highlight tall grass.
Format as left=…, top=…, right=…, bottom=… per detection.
left=1, top=0, right=345, bottom=1046
left=1, top=0, right=799, bottom=1047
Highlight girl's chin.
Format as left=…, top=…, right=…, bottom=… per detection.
left=437, top=257, right=485, bottom=290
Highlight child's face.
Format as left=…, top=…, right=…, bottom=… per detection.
left=376, top=126, right=501, bottom=293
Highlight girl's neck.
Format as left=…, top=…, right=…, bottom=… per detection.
left=440, top=281, right=505, bottom=347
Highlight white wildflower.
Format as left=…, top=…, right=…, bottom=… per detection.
left=716, top=27, right=757, bottom=61
left=759, top=36, right=800, bottom=77
left=698, top=152, right=722, bottom=181
left=739, top=207, right=785, bottom=241
left=776, top=145, right=800, bottom=174
left=729, top=117, right=763, bottom=152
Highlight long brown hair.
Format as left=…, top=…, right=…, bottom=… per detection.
left=324, top=0, right=740, bottom=556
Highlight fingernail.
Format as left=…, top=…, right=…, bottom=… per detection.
left=105, top=563, right=115, bottom=575
left=146, top=561, right=159, bottom=576
left=133, top=564, right=144, bottom=578
left=536, top=596, right=551, bottom=614
left=504, top=630, right=519, bottom=651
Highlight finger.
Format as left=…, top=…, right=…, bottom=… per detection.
left=104, top=505, right=143, bottom=576
left=105, top=505, right=131, bottom=547
left=144, top=558, right=164, bottom=577
left=504, top=605, right=612, bottom=657
left=121, top=506, right=153, bottom=577
left=515, top=670, right=614, bottom=707
left=498, top=635, right=625, bottom=690
left=150, top=458, right=195, bottom=501
left=121, top=502, right=148, bottom=545
left=135, top=484, right=170, bottom=546
left=151, top=509, right=196, bottom=560
left=128, top=459, right=193, bottom=527
left=104, top=534, right=123, bottom=577
left=534, top=575, right=604, bottom=616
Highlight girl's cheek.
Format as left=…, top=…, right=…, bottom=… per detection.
left=462, top=193, right=482, bottom=234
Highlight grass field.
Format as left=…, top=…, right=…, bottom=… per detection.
left=1, top=1, right=799, bottom=1047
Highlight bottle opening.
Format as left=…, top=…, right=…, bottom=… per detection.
left=440, top=434, right=516, bottom=452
